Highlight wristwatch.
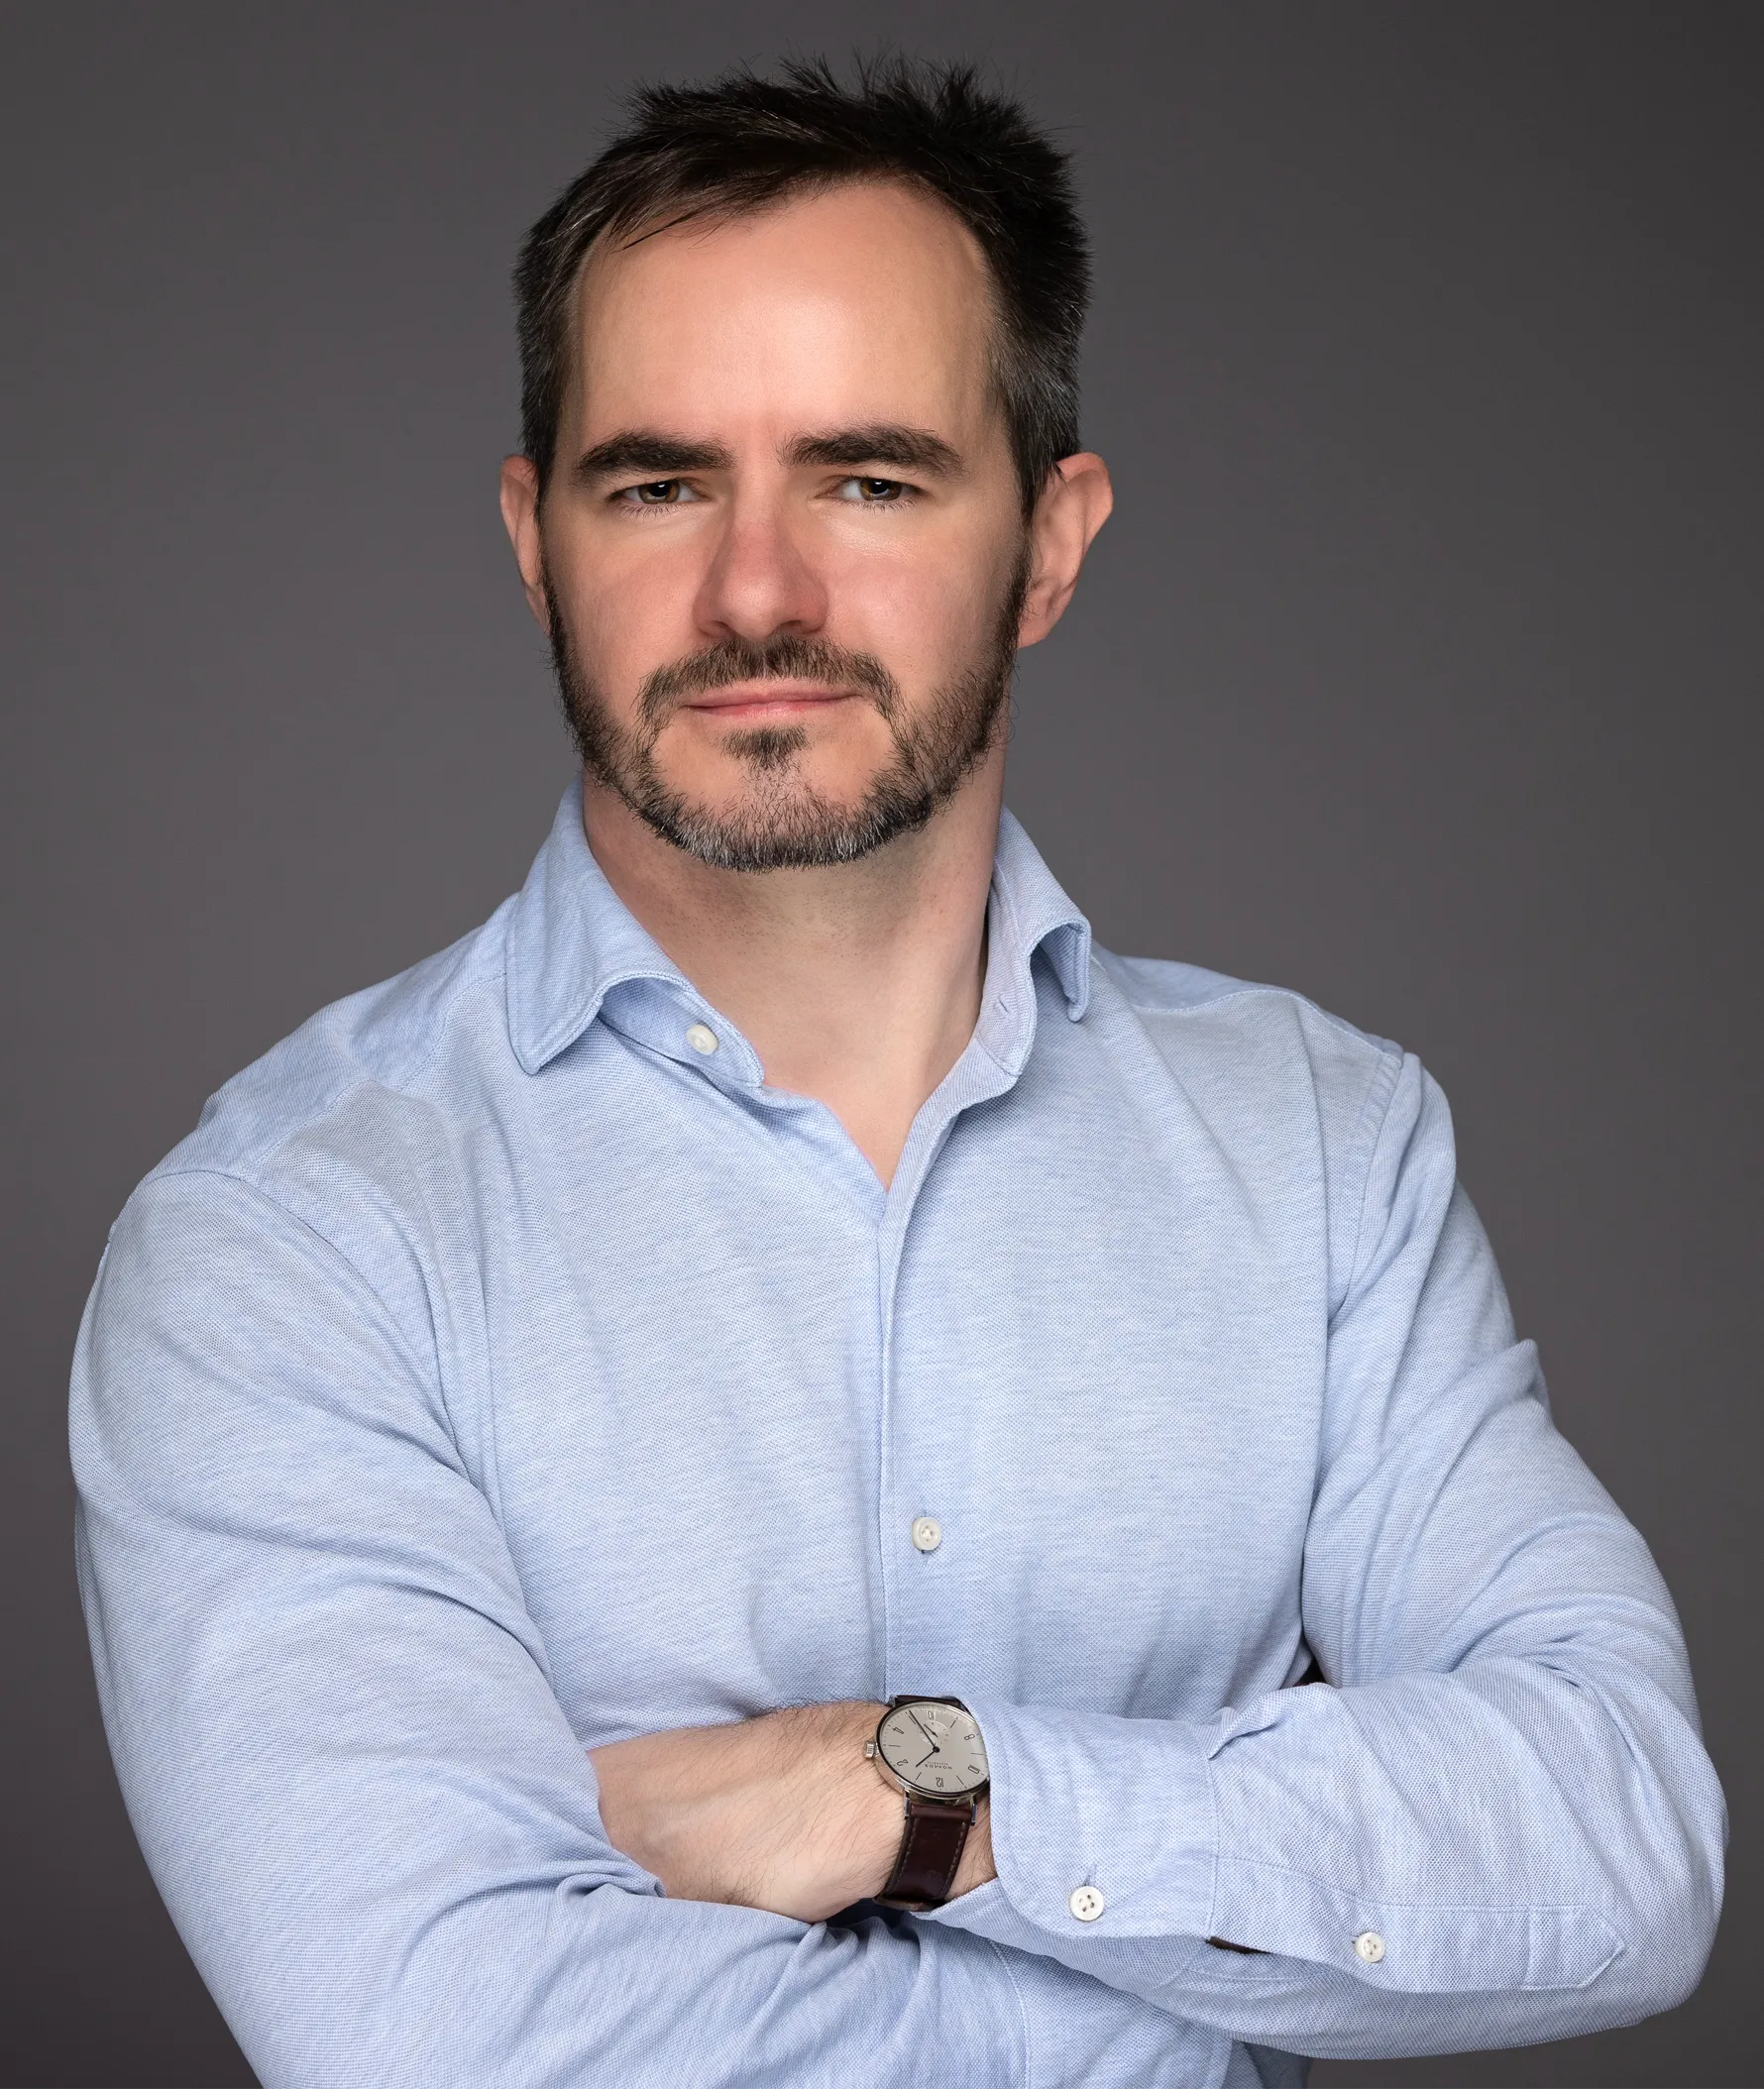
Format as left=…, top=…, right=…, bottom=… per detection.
left=866, top=1696, right=991, bottom=1910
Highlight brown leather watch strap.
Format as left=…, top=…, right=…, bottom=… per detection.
left=876, top=1796, right=975, bottom=1909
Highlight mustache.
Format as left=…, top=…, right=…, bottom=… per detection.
left=638, top=635, right=900, bottom=726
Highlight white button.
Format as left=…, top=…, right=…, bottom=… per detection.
left=1354, top=1930, right=1385, bottom=1964
left=1068, top=1885, right=1106, bottom=1923
left=910, top=1516, right=942, bottom=1553
left=685, top=1023, right=718, bottom=1055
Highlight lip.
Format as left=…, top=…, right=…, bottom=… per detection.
left=680, top=684, right=859, bottom=721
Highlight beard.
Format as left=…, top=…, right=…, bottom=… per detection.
left=544, top=551, right=1028, bottom=873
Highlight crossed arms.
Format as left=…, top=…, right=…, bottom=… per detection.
left=72, top=1065, right=1724, bottom=2089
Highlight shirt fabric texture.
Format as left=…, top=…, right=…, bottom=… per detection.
left=71, top=788, right=1725, bottom=2089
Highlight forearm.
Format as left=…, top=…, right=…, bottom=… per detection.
left=928, top=1660, right=1721, bottom=2058
left=589, top=1701, right=996, bottom=1919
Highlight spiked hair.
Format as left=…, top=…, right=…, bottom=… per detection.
left=513, top=55, right=1089, bottom=513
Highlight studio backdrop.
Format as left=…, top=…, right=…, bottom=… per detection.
left=3, top=4, right=1757, bottom=2084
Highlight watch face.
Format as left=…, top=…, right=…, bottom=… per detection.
left=876, top=1701, right=990, bottom=1798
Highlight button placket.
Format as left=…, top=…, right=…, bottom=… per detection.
left=873, top=1024, right=1023, bottom=1702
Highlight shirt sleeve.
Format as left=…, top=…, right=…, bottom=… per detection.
left=927, top=1054, right=1725, bottom=2059
left=69, top=1168, right=1212, bottom=2089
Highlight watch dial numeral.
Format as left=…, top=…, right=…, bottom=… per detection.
left=877, top=1703, right=987, bottom=1790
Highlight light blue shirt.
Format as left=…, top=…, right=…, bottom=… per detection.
left=72, top=788, right=1723, bottom=2089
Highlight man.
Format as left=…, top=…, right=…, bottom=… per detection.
left=72, top=56, right=1722, bottom=2089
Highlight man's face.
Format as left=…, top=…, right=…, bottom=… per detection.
left=524, top=181, right=1035, bottom=871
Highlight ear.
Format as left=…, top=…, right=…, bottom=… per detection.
left=1017, top=453, right=1114, bottom=648
left=498, top=455, right=552, bottom=631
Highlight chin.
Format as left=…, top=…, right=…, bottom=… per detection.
left=673, top=753, right=879, bottom=814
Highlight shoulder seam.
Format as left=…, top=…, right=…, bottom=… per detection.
left=132, top=1164, right=441, bottom=1396
left=1103, top=963, right=1404, bottom=1064
left=168, top=948, right=493, bottom=1190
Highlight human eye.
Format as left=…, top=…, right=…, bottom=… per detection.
left=832, top=475, right=914, bottom=504
left=613, top=479, right=701, bottom=507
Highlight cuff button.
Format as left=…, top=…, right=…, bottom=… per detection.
left=1353, top=1930, right=1385, bottom=1964
left=1068, top=1885, right=1106, bottom=1922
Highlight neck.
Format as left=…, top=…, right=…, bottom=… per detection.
left=581, top=757, right=1005, bottom=1189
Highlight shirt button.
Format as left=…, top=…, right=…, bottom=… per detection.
left=1069, top=1886, right=1106, bottom=1922
left=1354, top=1930, right=1385, bottom=1964
left=910, top=1516, right=942, bottom=1553
left=684, top=1023, right=718, bottom=1055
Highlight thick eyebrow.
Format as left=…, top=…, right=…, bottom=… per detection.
left=572, top=431, right=734, bottom=483
left=570, top=423, right=963, bottom=487
left=783, top=425, right=963, bottom=478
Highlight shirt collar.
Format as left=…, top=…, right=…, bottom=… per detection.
left=504, top=783, right=1091, bottom=1076
left=989, top=802, right=1093, bottom=1027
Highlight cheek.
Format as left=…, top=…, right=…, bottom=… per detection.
left=558, top=532, right=709, bottom=690
left=826, top=534, right=1015, bottom=676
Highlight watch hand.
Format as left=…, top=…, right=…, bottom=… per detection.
left=916, top=1742, right=941, bottom=1768
left=908, top=1709, right=937, bottom=1749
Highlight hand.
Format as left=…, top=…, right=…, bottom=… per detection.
left=589, top=1701, right=995, bottom=1921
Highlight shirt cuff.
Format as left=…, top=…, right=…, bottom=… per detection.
left=937, top=1697, right=1218, bottom=1944
left=949, top=1924, right=1235, bottom=2088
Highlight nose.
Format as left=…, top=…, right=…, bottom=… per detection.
left=692, top=489, right=828, bottom=645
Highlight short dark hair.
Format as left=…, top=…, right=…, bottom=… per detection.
left=513, top=55, right=1089, bottom=514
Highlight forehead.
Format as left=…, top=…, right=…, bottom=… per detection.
left=566, top=180, right=999, bottom=445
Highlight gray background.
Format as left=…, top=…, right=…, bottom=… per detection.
left=3, top=2, right=1757, bottom=2083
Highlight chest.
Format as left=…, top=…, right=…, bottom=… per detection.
left=460, top=1035, right=1329, bottom=1741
